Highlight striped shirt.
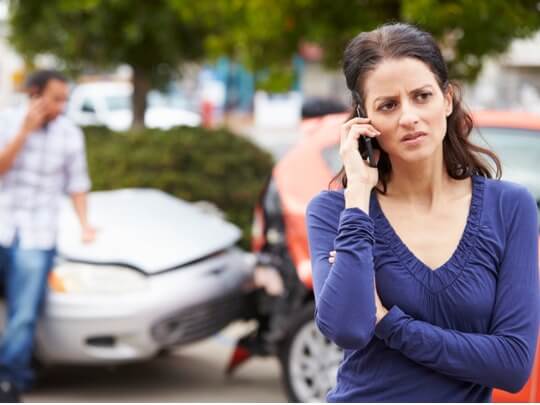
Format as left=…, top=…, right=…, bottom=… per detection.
left=0, top=106, right=91, bottom=249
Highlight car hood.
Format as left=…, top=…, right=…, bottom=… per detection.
left=57, top=189, right=241, bottom=274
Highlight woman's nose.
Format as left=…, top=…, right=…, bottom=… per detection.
left=398, top=103, right=420, bottom=128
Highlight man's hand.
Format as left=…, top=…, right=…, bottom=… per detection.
left=70, top=193, right=95, bottom=244
left=0, top=98, right=49, bottom=175
left=21, top=98, right=48, bottom=134
left=81, top=225, right=97, bottom=244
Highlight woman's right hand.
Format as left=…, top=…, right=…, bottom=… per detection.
left=340, top=117, right=381, bottom=187
left=340, top=117, right=381, bottom=209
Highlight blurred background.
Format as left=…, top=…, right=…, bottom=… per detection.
left=0, top=0, right=539, bottom=402
left=2, top=1, right=540, bottom=130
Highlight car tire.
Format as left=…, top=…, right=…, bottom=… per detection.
left=278, top=301, right=342, bottom=403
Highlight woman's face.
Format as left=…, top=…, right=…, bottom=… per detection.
left=362, top=57, right=453, bottom=163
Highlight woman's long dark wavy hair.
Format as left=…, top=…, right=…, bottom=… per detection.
left=331, top=22, right=501, bottom=192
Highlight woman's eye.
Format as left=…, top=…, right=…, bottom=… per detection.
left=379, top=102, right=396, bottom=111
left=415, top=92, right=432, bottom=101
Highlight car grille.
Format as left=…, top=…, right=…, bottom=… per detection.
left=151, top=293, right=246, bottom=346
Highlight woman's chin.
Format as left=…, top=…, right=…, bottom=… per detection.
left=396, top=146, right=439, bottom=164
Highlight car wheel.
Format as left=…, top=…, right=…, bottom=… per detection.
left=278, top=302, right=343, bottom=403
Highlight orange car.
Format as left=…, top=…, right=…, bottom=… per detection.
left=229, top=111, right=540, bottom=403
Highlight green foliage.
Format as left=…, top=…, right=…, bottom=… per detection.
left=84, top=126, right=274, bottom=249
left=187, top=0, right=303, bottom=71
left=255, top=66, right=296, bottom=93
left=400, top=0, right=540, bottom=80
left=195, top=0, right=540, bottom=82
left=8, top=0, right=540, bottom=85
left=9, top=0, right=207, bottom=87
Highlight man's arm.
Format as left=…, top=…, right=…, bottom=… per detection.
left=70, top=192, right=96, bottom=243
left=65, top=122, right=94, bottom=243
left=0, top=99, right=47, bottom=175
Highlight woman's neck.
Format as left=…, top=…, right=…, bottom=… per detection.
left=384, top=151, right=455, bottom=212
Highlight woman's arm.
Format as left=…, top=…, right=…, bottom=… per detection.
left=307, top=191, right=378, bottom=350
left=374, top=187, right=540, bottom=393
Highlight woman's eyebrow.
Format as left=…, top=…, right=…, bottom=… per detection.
left=410, top=84, right=434, bottom=93
left=372, top=84, right=434, bottom=105
left=372, top=94, right=397, bottom=105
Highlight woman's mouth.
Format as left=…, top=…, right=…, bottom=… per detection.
left=401, top=131, right=427, bottom=145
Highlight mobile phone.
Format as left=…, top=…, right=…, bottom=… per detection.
left=356, top=105, right=378, bottom=168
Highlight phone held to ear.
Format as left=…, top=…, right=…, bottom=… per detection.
left=28, top=92, right=49, bottom=131
left=356, top=105, right=378, bottom=168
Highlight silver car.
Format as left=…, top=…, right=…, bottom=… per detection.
left=14, top=188, right=255, bottom=365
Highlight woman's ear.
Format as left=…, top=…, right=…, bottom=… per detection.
left=444, top=84, right=453, bottom=117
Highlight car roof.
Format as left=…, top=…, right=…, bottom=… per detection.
left=72, top=81, right=132, bottom=93
left=471, top=110, right=540, bottom=131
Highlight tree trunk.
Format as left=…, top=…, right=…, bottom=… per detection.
left=132, top=66, right=150, bottom=131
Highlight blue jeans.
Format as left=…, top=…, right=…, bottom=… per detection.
left=0, top=237, right=55, bottom=391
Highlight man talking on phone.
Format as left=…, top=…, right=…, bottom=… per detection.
left=0, top=70, right=95, bottom=402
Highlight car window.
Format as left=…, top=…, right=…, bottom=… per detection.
left=472, top=127, right=540, bottom=192
left=81, top=99, right=96, bottom=113
left=105, top=95, right=131, bottom=111
left=472, top=127, right=540, bottom=176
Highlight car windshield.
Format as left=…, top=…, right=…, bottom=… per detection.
left=471, top=127, right=540, bottom=185
left=473, top=127, right=540, bottom=220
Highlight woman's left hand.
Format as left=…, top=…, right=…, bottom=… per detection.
left=329, top=250, right=389, bottom=324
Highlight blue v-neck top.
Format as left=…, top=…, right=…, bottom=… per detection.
left=306, top=175, right=539, bottom=402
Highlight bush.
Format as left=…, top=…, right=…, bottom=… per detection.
left=84, top=126, right=274, bottom=249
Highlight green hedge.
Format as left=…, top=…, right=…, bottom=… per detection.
left=84, top=126, right=274, bottom=249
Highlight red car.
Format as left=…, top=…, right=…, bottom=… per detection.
left=229, top=111, right=540, bottom=403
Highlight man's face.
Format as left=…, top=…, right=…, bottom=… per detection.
left=40, top=79, right=69, bottom=122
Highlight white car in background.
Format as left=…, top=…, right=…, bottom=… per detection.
left=14, top=189, right=255, bottom=365
left=66, top=82, right=201, bottom=131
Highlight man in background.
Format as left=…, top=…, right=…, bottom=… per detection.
left=0, top=70, right=95, bottom=402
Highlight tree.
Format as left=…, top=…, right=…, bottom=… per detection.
left=9, top=0, right=208, bottom=130
left=204, top=0, right=540, bottom=82
left=9, top=0, right=540, bottom=128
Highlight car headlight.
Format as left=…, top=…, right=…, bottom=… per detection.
left=49, top=262, right=148, bottom=294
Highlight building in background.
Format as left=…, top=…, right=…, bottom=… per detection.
left=464, top=32, right=540, bottom=114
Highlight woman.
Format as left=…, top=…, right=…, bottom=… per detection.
left=306, top=22, right=539, bottom=402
